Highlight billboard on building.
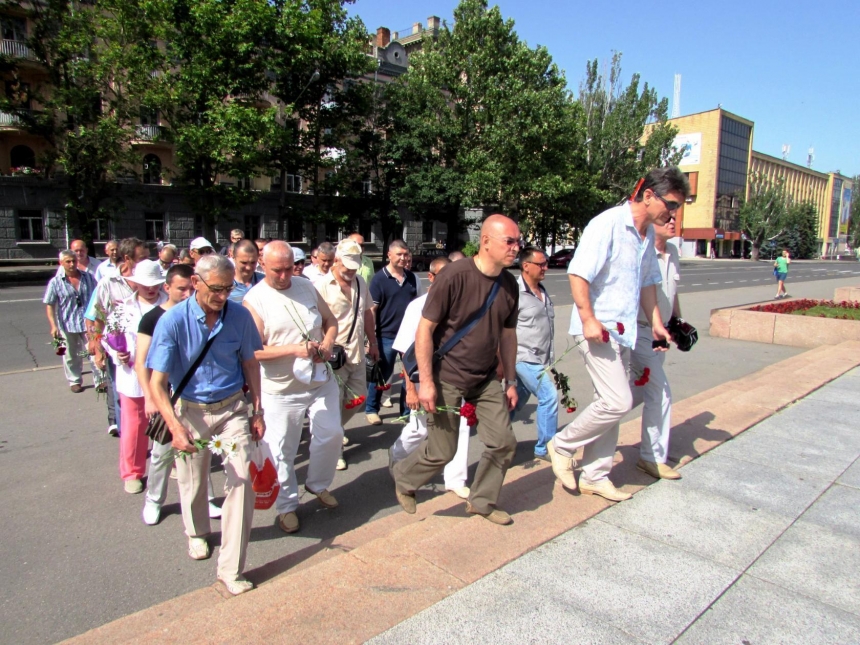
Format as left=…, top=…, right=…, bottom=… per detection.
left=673, top=133, right=702, bottom=166
left=840, top=187, right=852, bottom=235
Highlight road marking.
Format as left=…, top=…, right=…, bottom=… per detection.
left=724, top=281, right=734, bottom=284
left=691, top=283, right=702, bottom=286
left=739, top=280, right=747, bottom=283
left=0, top=365, right=62, bottom=377
left=0, top=298, right=42, bottom=304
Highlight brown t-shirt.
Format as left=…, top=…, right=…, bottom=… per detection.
left=422, top=258, right=519, bottom=390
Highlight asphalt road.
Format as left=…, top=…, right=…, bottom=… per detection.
left=1, top=268, right=859, bottom=644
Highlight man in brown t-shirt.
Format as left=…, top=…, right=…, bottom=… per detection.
left=391, top=214, right=521, bottom=525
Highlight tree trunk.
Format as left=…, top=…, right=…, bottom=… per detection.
left=750, top=243, right=761, bottom=262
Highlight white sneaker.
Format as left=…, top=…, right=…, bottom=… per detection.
left=188, top=536, right=210, bottom=560
left=142, top=500, right=161, bottom=525
left=335, top=457, right=347, bottom=471
left=107, top=424, right=119, bottom=437
left=446, top=486, right=470, bottom=499
left=381, top=395, right=393, bottom=408
left=208, top=502, right=222, bottom=519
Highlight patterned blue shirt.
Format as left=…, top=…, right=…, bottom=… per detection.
left=567, top=201, right=662, bottom=348
left=229, top=270, right=264, bottom=304
left=43, top=271, right=98, bottom=333
left=146, top=295, right=262, bottom=404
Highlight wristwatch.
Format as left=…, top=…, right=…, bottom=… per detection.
left=249, top=408, right=264, bottom=417
left=504, top=379, right=518, bottom=389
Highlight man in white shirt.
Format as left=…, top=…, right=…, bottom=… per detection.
left=302, top=241, right=334, bottom=282
left=547, top=166, right=688, bottom=502
left=243, top=242, right=342, bottom=535
left=94, top=240, right=120, bottom=281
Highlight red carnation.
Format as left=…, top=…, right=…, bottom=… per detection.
left=566, top=406, right=576, bottom=413
left=56, top=346, right=66, bottom=356
left=601, top=329, right=610, bottom=343
left=616, top=322, right=625, bottom=335
left=642, top=367, right=650, bottom=378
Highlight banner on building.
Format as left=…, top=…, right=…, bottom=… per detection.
left=840, top=187, right=852, bottom=236
left=672, top=133, right=702, bottom=166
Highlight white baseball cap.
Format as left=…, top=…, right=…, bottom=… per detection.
left=130, top=259, right=166, bottom=287
left=189, top=237, right=214, bottom=251
left=336, top=239, right=362, bottom=270
left=292, top=247, right=307, bottom=262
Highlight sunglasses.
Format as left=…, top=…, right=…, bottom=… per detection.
left=525, top=261, right=548, bottom=269
left=654, top=193, right=682, bottom=213
left=489, top=235, right=522, bottom=247
left=195, top=247, right=214, bottom=255
left=196, top=274, right=235, bottom=294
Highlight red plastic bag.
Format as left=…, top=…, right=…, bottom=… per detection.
left=250, top=442, right=279, bottom=510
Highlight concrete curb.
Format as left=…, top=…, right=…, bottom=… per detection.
left=60, top=341, right=860, bottom=645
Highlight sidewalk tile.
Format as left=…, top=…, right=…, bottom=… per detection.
left=501, top=519, right=739, bottom=644
left=837, top=459, right=860, bottom=489
left=714, top=430, right=855, bottom=481
left=749, top=520, right=860, bottom=616
left=676, top=575, right=860, bottom=645
left=598, top=482, right=791, bottom=570
left=674, top=452, right=828, bottom=517
left=752, top=400, right=860, bottom=454
left=800, top=484, right=860, bottom=540
left=369, top=570, right=646, bottom=645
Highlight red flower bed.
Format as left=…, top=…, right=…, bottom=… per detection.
left=750, top=299, right=860, bottom=316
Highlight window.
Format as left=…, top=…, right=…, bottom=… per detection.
left=362, top=179, right=373, bottom=196
left=10, top=144, right=35, bottom=169
left=5, top=80, right=30, bottom=109
left=1, top=16, right=26, bottom=42
left=244, top=215, right=260, bottom=241
left=286, top=174, right=302, bottom=193
left=90, top=218, right=114, bottom=242
left=18, top=209, right=44, bottom=241
left=142, top=153, right=162, bottom=185
left=145, top=213, right=165, bottom=242
left=238, top=177, right=252, bottom=190
left=193, top=214, right=203, bottom=237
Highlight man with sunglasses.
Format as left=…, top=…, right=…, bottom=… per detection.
left=510, top=246, right=557, bottom=461
left=147, top=254, right=265, bottom=596
left=546, top=166, right=689, bottom=502
left=188, top=237, right=215, bottom=265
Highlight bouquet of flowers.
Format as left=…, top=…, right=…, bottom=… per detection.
left=104, top=305, right=128, bottom=354
left=176, top=434, right=239, bottom=463
left=51, top=336, right=67, bottom=356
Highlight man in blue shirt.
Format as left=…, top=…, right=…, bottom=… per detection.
left=147, top=254, right=264, bottom=596
left=366, top=239, right=421, bottom=425
left=228, top=239, right=264, bottom=304
left=547, top=166, right=688, bottom=502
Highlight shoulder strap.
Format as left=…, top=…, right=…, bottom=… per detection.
left=435, top=276, right=502, bottom=360
left=345, top=279, right=360, bottom=344
left=170, top=301, right=227, bottom=404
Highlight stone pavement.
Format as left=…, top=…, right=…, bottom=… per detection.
left=62, top=341, right=860, bottom=645
left=371, top=369, right=860, bottom=645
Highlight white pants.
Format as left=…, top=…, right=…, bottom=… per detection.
left=553, top=336, right=632, bottom=484
left=391, top=393, right=470, bottom=490
left=261, top=378, right=344, bottom=515
left=630, top=327, right=672, bottom=464
left=61, top=331, right=104, bottom=386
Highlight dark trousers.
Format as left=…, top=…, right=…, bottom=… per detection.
left=392, top=375, right=517, bottom=514
left=365, top=336, right=397, bottom=414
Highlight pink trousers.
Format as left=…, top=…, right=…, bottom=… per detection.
left=119, top=394, right=149, bottom=481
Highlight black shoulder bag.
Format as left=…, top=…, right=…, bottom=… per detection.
left=145, top=303, right=227, bottom=445
left=328, top=280, right=360, bottom=370
left=401, top=276, right=502, bottom=383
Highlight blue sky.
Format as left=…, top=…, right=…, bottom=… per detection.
left=348, top=0, right=858, bottom=178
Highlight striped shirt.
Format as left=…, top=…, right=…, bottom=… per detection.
left=43, top=271, right=98, bottom=333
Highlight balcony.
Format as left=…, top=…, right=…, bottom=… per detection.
left=134, top=124, right=163, bottom=142
left=1, top=39, right=37, bottom=61
left=0, top=109, right=38, bottom=129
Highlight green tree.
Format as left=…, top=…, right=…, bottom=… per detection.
left=0, top=0, right=168, bottom=248
left=739, top=172, right=788, bottom=261
left=849, top=175, right=860, bottom=251
left=775, top=201, right=819, bottom=259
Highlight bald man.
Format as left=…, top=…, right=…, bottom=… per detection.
left=391, top=214, right=521, bottom=525
left=243, top=242, right=343, bottom=535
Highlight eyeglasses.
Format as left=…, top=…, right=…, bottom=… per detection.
left=194, top=247, right=214, bottom=255
left=195, top=274, right=235, bottom=294
left=489, top=235, right=522, bottom=247
left=654, top=193, right=682, bottom=213
left=525, top=261, right=548, bottom=269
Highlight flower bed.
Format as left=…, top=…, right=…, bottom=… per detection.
left=710, top=297, right=860, bottom=348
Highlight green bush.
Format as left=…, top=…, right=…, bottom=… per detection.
left=462, top=241, right=479, bottom=257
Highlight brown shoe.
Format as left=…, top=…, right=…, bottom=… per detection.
left=466, top=503, right=512, bottom=525
left=395, top=489, right=416, bottom=514
left=277, top=512, right=299, bottom=534
left=579, top=479, right=632, bottom=502
left=70, top=384, right=84, bottom=394
left=305, top=487, right=338, bottom=509
left=637, top=459, right=681, bottom=480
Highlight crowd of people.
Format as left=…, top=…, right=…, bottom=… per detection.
left=43, top=166, right=692, bottom=596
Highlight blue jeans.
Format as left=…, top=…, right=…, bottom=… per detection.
left=511, top=362, right=559, bottom=456
left=366, top=336, right=397, bottom=414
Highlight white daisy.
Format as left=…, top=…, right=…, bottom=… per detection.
left=208, top=434, right=225, bottom=457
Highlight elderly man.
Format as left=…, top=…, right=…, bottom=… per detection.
left=95, top=240, right=120, bottom=281
left=85, top=237, right=150, bottom=435
left=147, top=254, right=264, bottom=595
left=70, top=239, right=101, bottom=277
left=365, top=239, right=422, bottom=425
left=348, top=232, right=376, bottom=285
left=229, top=239, right=264, bottom=304
left=158, top=244, right=176, bottom=275
left=510, top=246, right=558, bottom=461
left=630, top=210, right=684, bottom=480
left=44, top=250, right=100, bottom=393
left=315, top=239, right=378, bottom=470
left=392, top=215, right=520, bottom=525
left=243, top=242, right=342, bottom=535
left=188, top=237, right=215, bottom=265
left=547, top=166, right=687, bottom=502
left=302, top=241, right=334, bottom=282
left=221, top=229, right=244, bottom=256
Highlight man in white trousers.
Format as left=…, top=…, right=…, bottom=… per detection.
left=390, top=256, right=471, bottom=499
left=629, top=210, right=683, bottom=480
left=243, top=242, right=342, bottom=535
left=547, top=166, right=689, bottom=502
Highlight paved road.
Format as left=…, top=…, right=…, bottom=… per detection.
left=1, top=274, right=859, bottom=644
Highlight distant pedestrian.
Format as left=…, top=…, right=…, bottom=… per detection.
left=94, top=240, right=120, bottom=281
left=348, top=232, right=376, bottom=285
left=391, top=214, right=521, bottom=525
left=147, top=254, right=265, bottom=596
left=221, top=229, right=244, bottom=257
left=188, top=237, right=215, bottom=266
left=44, top=250, right=101, bottom=393
left=774, top=249, right=791, bottom=299
left=228, top=239, right=264, bottom=304
left=547, top=166, right=686, bottom=502
left=302, top=241, right=334, bottom=282
left=291, top=247, right=307, bottom=277
left=158, top=245, right=176, bottom=275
